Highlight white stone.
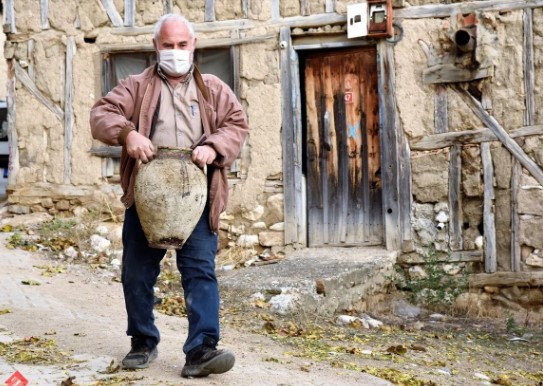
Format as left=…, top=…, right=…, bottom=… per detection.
left=269, top=294, right=295, bottom=315
left=110, top=258, right=121, bottom=267
left=63, top=246, right=78, bottom=259
left=229, top=224, right=245, bottom=235
left=474, top=373, right=490, bottom=381
left=429, top=313, right=447, bottom=321
left=250, top=292, right=265, bottom=301
left=95, top=225, right=109, bottom=236
left=269, top=222, right=284, bottom=231
left=434, top=202, right=448, bottom=213
left=360, top=314, right=383, bottom=329
left=258, top=231, right=284, bottom=247
left=335, top=315, right=359, bottom=326
left=435, top=211, right=449, bottom=223
left=237, top=234, right=259, bottom=248
left=443, top=263, right=462, bottom=276
left=242, top=205, right=264, bottom=221
left=90, top=234, right=111, bottom=253
left=219, top=212, right=235, bottom=221
left=408, top=266, right=428, bottom=280
left=251, top=222, right=267, bottom=229
left=475, top=236, right=484, bottom=249
left=526, top=254, right=543, bottom=268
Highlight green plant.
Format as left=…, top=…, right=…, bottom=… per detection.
left=504, top=311, right=527, bottom=336
left=395, top=246, right=468, bottom=310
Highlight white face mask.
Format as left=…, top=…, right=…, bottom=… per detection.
left=158, top=49, right=192, bottom=77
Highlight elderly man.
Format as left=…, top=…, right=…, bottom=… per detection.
left=90, top=13, right=249, bottom=378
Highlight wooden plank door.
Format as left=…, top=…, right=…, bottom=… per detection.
left=304, top=47, right=382, bottom=246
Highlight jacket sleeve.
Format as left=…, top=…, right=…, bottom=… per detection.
left=202, top=78, right=249, bottom=168
left=89, top=77, right=138, bottom=146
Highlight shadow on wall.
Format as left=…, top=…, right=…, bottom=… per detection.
left=0, top=101, right=8, bottom=199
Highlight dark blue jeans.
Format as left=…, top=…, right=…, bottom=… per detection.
left=121, top=205, right=219, bottom=354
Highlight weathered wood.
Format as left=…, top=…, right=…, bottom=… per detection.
left=89, top=146, right=122, bottom=158
left=524, top=8, right=535, bottom=130
left=481, top=142, right=496, bottom=273
left=423, top=64, right=493, bottom=84
left=395, top=0, right=543, bottom=19
left=40, top=0, right=50, bottom=30
left=293, top=39, right=374, bottom=51
left=301, top=0, right=310, bottom=16
left=280, top=27, right=305, bottom=246
left=469, top=271, right=543, bottom=288
left=271, top=0, right=280, bottom=20
left=205, top=0, right=215, bottom=22
left=163, top=0, right=173, bottom=14
left=411, top=125, right=543, bottom=151
left=242, top=0, right=249, bottom=18
left=453, top=85, right=543, bottom=187
left=397, top=107, right=412, bottom=250
left=398, top=250, right=483, bottom=264
left=434, top=84, right=448, bottom=134
left=378, top=41, right=401, bottom=251
left=6, top=61, right=18, bottom=186
left=4, top=0, right=16, bottom=33
left=64, top=36, right=76, bottom=184
left=449, top=145, right=463, bottom=251
left=101, top=0, right=123, bottom=27
left=511, top=160, right=521, bottom=272
left=124, top=0, right=136, bottom=27
left=27, top=40, right=35, bottom=81
left=481, top=78, right=492, bottom=110
left=326, top=0, right=334, bottom=13
left=14, top=61, right=63, bottom=121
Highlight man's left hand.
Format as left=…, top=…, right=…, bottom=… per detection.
left=192, top=145, right=217, bottom=168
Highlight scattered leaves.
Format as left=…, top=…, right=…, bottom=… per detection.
left=21, top=280, right=41, bottom=286
left=0, top=336, right=70, bottom=365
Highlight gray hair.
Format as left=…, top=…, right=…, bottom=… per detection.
left=154, top=13, right=195, bottom=41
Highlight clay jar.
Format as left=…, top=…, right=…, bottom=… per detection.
left=134, top=146, right=207, bottom=249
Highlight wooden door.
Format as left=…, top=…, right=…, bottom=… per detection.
left=304, top=47, right=382, bottom=246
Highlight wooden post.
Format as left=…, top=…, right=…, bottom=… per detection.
left=101, top=0, right=124, bottom=27
left=28, top=40, right=35, bottom=81
left=242, top=0, right=249, bottom=18
left=449, top=145, right=463, bottom=251
left=481, top=142, right=496, bottom=273
left=301, top=0, right=310, bottom=16
left=6, top=61, right=18, bottom=186
left=377, top=41, right=401, bottom=251
left=4, top=0, right=16, bottom=33
left=205, top=0, right=215, bottom=22
left=64, top=37, right=76, bottom=184
left=163, top=0, right=172, bottom=14
left=272, top=0, right=280, bottom=20
left=280, top=27, right=305, bottom=246
left=40, top=0, right=50, bottom=30
left=326, top=0, right=335, bottom=13
left=434, top=85, right=448, bottom=134
left=124, top=0, right=136, bottom=27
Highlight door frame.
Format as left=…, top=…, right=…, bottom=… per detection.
left=280, top=27, right=411, bottom=251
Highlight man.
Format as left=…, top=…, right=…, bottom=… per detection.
left=89, top=13, right=249, bottom=378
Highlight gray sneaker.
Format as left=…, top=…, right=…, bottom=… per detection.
left=122, top=337, right=158, bottom=369
left=181, top=341, right=235, bottom=378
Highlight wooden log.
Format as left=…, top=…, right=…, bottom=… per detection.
left=377, top=41, right=401, bottom=251
left=280, top=27, right=305, bottom=246
left=449, top=145, right=463, bottom=251
left=452, top=85, right=543, bottom=187
left=14, top=61, right=63, bottom=121
left=205, top=0, right=215, bottom=22
left=395, top=0, right=543, bottom=19
left=434, top=84, right=448, bottom=134
left=4, top=0, right=16, bottom=33
left=124, top=0, right=135, bottom=27
left=40, top=0, right=50, bottom=30
left=469, top=271, right=543, bottom=288
left=64, top=37, right=76, bottom=184
left=481, top=142, right=496, bottom=273
left=101, top=0, right=123, bottom=27
left=398, top=250, right=483, bottom=264
left=411, top=125, right=543, bottom=151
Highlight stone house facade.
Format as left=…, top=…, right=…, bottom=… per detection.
left=3, top=0, right=543, bottom=295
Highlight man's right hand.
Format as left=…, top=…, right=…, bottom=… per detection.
left=125, top=131, right=156, bottom=163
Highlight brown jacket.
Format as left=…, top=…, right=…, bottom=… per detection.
left=90, top=66, right=249, bottom=232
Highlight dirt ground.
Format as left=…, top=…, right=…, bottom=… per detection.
left=0, top=228, right=542, bottom=386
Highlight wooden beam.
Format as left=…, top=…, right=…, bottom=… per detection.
left=469, top=271, right=543, bottom=288
left=481, top=142, right=496, bottom=273
left=40, top=0, right=50, bottom=30
left=398, top=250, right=483, bottom=264
left=271, top=0, right=280, bottom=20
left=411, top=125, right=543, bottom=151
left=326, top=0, right=335, bottom=13
left=89, top=146, right=122, bottom=158
left=524, top=8, right=535, bottom=127
left=242, top=0, right=249, bottom=19
left=14, top=61, right=63, bottom=121
left=301, top=0, right=310, bottom=16
left=395, top=0, right=543, bottom=19
left=124, top=0, right=136, bottom=27
left=4, top=0, right=16, bottom=33
left=205, top=0, right=215, bottom=22
left=378, top=41, right=401, bottom=251
left=64, top=37, right=76, bottom=184
left=511, top=160, right=521, bottom=272
left=163, top=0, right=172, bottom=14
left=434, top=84, right=448, bottom=134
left=449, top=145, right=463, bottom=251
left=27, top=40, right=35, bottom=81
left=423, top=64, right=493, bottom=84
left=101, top=0, right=123, bottom=27
left=452, top=85, right=543, bottom=187
left=6, top=61, right=18, bottom=186
left=280, top=27, right=305, bottom=246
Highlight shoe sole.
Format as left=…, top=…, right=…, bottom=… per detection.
left=122, top=347, right=158, bottom=369
left=181, top=350, right=235, bottom=378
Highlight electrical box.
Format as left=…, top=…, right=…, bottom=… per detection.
left=347, top=0, right=393, bottom=39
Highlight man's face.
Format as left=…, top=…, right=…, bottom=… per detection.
left=153, top=20, right=197, bottom=53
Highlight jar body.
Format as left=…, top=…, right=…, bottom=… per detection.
left=134, top=147, right=207, bottom=249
